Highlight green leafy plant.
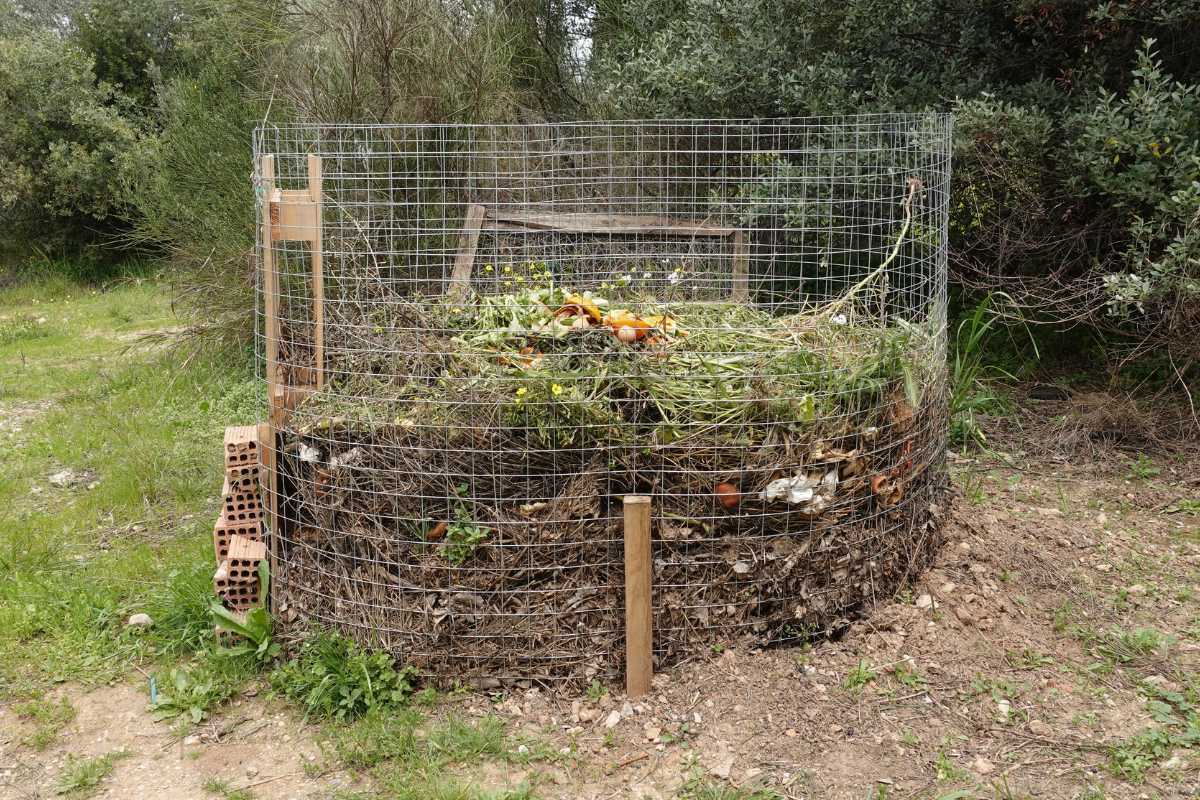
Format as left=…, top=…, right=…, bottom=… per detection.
left=270, top=632, right=419, bottom=721
left=1125, top=454, right=1161, bottom=480
left=844, top=659, right=878, bottom=693
left=149, top=658, right=249, bottom=724
left=444, top=505, right=489, bottom=566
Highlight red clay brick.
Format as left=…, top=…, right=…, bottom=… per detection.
left=212, top=509, right=263, bottom=562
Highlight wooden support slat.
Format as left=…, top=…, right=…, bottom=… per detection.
left=730, top=229, right=749, bottom=302
left=448, top=204, right=487, bottom=298
left=486, top=210, right=734, bottom=237
left=308, top=154, right=325, bottom=389
left=261, top=156, right=280, bottom=391
left=623, top=495, right=653, bottom=698
left=257, top=158, right=281, bottom=617
left=257, top=420, right=278, bottom=615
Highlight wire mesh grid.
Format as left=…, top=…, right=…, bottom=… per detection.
left=254, top=115, right=952, bottom=685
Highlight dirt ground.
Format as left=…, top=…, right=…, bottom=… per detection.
left=2, top=438, right=1198, bottom=800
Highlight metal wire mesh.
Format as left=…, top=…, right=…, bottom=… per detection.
left=254, top=115, right=952, bottom=685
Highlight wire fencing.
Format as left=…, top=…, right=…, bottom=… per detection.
left=255, top=115, right=952, bottom=685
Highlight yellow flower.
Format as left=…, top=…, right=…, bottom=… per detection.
left=503, top=265, right=513, bottom=274
left=515, top=387, right=527, bottom=397
left=484, top=264, right=494, bottom=272
left=551, top=383, right=563, bottom=396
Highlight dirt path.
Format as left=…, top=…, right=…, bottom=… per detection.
left=2, top=453, right=1198, bottom=800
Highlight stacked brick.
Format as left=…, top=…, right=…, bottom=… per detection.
left=213, top=425, right=267, bottom=614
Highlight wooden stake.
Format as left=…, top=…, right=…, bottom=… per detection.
left=257, top=421, right=278, bottom=615
left=623, top=495, right=653, bottom=697
left=260, top=155, right=280, bottom=391
left=257, top=157, right=281, bottom=616
left=448, top=203, right=486, bottom=298
left=308, top=154, right=324, bottom=389
left=730, top=229, right=749, bottom=302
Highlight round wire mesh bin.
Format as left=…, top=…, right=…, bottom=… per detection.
left=254, top=115, right=952, bottom=686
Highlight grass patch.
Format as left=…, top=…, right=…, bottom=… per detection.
left=202, top=777, right=256, bottom=800
left=14, top=693, right=76, bottom=749
left=0, top=275, right=262, bottom=695
left=323, top=705, right=547, bottom=799
left=677, top=773, right=781, bottom=799
left=55, top=750, right=131, bottom=796
left=270, top=632, right=419, bottom=722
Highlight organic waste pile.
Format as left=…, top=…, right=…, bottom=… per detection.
left=273, top=270, right=947, bottom=684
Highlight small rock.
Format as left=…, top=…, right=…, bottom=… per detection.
left=578, top=706, right=600, bottom=723
left=1097, top=512, right=1108, bottom=526
left=517, top=744, right=529, bottom=755
left=48, top=469, right=77, bottom=488
left=972, top=756, right=995, bottom=775
left=1096, top=562, right=1112, bottom=573
left=710, top=754, right=734, bottom=780
left=953, top=605, right=975, bottom=625
left=957, top=541, right=972, bottom=556
left=1035, top=507, right=1062, bottom=517
left=643, top=722, right=661, bottom=742
left=939, top=581, right=957, bottom=594
left=621, top=700, right=634, bottom=717
left=245, top=766, right=259, bottom=778
left=604, top=710, right=622, bottom=729
left=126, top=613, right=153, bottom=628
left=1162, top=755, right=1183, bottom=771
left=996, top=699, right=1011, bottom=722
left=915, top=593, right=934, bottom=610
left=1056, top=537, right=1071, bottom=548
left=183, top=734, right=200, bottom=746
left=1126, top=584, right=1146, bottom=596
left=732, top=560, right=752, bottom=575
left=1029, top=719, right=1052, bottom=737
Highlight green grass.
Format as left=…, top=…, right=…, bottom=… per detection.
left=202, top=776, right=257, bottom=800
left=324, top=706, right=548, bottom=799
left=14, top=693, right=76, bottom=749
left=677, top=773, right=782, bottom=800
left=0, top=270, right=539, bottom=800
left=55, top=750, right=131, bottom=796
left=0, top=273, right=262, bottom=695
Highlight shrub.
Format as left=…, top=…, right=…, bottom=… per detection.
left=1071, top=40, right=1200, bottom=354
left=0, top=32, right=147, bottom=250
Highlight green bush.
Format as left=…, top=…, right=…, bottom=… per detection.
left=1071, top=41, right=1200, bottom=336
left=0, top=32, right=147, bottom=249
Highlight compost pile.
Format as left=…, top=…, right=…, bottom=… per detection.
left=275, top=272, right=947, bottom=683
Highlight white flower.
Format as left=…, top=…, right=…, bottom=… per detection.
left=831, top=313, right=848, bottom=325
left=667, top=270, right=683, bottom=285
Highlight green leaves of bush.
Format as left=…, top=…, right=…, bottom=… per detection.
left=270, top=633, right=418, bottom=722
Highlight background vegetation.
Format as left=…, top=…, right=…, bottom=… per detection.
left=1, top=0, right=1197, bottom=388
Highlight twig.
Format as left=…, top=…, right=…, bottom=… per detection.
left=608, top=752, right=649, bottom=772
left=822, top=177, right=922, bottom=319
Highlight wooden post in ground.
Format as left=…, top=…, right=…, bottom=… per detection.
left=623, top=495, right=653, bottom=697
left=258, top=155, right=281, bottom=614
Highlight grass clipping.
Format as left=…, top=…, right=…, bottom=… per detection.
left=275, top=189, right=947, bottom=684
